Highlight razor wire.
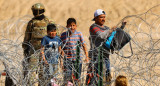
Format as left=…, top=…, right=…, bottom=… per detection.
left=0, top=5, right=160, bottom=86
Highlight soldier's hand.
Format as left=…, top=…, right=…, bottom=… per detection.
left=24, top=47, right=30, bottom=57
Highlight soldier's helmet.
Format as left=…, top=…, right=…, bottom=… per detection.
left=31, top=3, right=45, bottom=16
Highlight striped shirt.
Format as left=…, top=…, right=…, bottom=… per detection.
left=60, top=30, right=85, bottom=61
left=89, top=23, right=110, bottom=58
left=89, top=23, right=110, bottom=48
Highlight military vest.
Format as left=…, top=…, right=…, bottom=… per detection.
left=30, top=17, right=49, bottom=50
left=31, top=17, right=49, bottom=39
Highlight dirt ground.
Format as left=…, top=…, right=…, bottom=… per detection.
left=0, top=0, right=160, bottom=86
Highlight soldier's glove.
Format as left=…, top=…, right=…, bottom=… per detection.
left=24, top=47, right=30, bottom=57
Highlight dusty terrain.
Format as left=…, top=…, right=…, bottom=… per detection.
left=0, top=0, right=160, bottom=86
left=0, top=0, right=160, bottom=39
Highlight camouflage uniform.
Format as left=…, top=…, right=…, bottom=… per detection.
left=22, top=3, right=53, bottom=86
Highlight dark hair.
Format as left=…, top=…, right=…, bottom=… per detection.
left=115, top=75, right=127, bottom=86
left=47, top=24, right=56, bottom=32
left=67, top=18, right=76, bottom=25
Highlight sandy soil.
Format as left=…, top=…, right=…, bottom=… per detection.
left=0, top=0, right=160, bottom=86
left=0, top=0, right=160, bottom=40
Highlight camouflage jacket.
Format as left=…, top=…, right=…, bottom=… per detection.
left=22, top=16, right=54, bottom=50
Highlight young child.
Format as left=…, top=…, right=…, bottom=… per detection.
left=115, top=75, right=128, bottom=86
left=60, top=18, right=89, bottom=84
left=41, top=24, right=63, bottom=85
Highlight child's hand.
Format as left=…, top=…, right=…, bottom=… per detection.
left=61, top=65, right=64, bottom=70
left=41, top=53, right=48, bottom=64
left=60, top=62, right=64, bottom=69
left=43, top=58, right=48, bottom=65
left=40, top=51, right=44, bottom=56
left=44, top=61, right=48, bottom=64
left=84, top=57, right=90, bottom=63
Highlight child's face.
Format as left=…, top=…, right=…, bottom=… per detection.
left=47, top=30, right=56, bottom=38
left=67, top=22, right=77, bottom=33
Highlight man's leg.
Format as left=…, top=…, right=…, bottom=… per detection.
left=85, top=62, right=94, bottom=85
left=105, top=57, right=112, bottom=83
left=85, top=57, right=100, bottom=86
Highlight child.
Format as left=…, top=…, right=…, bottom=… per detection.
left=41, top=24, right=63, bottom=85
left=60, top=18, right=89, bottom=84
left=115, top=75, right=128, bottom=86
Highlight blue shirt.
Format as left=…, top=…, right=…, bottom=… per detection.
left=41, top=35, right=61, bottom=64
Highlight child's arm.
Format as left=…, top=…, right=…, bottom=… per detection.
left=79, top=32, right=90, bottom=63
left=40, top=46, right=48, bottom=64
left=58, top=46, right=64, bottom=69
left=82, top=43, right=89, bottom=63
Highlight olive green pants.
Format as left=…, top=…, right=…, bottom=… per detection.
left=28, top=54, right=39, bottom=86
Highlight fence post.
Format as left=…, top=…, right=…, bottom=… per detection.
left=98, top=46, right=103, bottom=86
left=75, top=41, right=80, bottom=80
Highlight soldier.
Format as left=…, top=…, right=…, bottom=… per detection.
left=22, top=3, right=53, bottom=85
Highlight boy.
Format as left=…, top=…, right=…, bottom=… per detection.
left=115, top=75, right=128, bottom=86
left=41, top=24, right=63, bottom=85
left=60, top=18, right=89, bottom=84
